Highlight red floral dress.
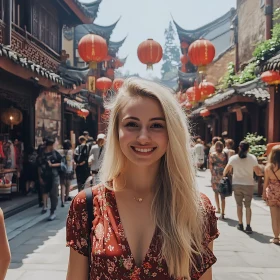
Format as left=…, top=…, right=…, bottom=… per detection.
left=66, top=185, right=219, bottom=280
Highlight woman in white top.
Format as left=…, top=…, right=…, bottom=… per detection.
left=223, top=141, right=262, bottom=234
left=59, top=140, right=74, bottom=206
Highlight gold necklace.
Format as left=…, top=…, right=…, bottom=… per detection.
left=133, top=196, right=144, bottom=203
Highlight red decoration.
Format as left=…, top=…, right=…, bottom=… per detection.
left=101, top=109, right=110, bottom=120
left=180, top=54, right=188, bottom=65
left=78, top=34, right=108, bottom=69
left=96, top=77, right=112, bottom=93
left=112, top=78, right=125, bottom=92
left=137, top=39, right=163, bottom=69
left=178, top=91, right=187, bottom=103
left=188, top=39, right=215, bottom=72
left=200, top=109, right=211, bottom=117
left=114, top=58, right=124, bottom=69
left=199, top=81, right=215, bottom=100
left=77, top=109, right=90, bottom=119
left=186, top=86, right=201, bottom=105
left=106, top=68, right=115, bottom=78
left=261, top=70, right=280, bottom=85
left=181, top=42, right=189, bottom=50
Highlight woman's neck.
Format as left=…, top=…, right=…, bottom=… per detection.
left=116, top=162, right=160, bottom=194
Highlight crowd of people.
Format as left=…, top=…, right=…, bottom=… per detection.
left=0, top=77, right=279, bottom=279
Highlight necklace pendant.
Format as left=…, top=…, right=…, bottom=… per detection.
left=135, top=197, right=143, bottom=203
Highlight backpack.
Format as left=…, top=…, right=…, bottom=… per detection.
left=74, top=144, right=88, bottom=164
left=60, top=154, right=67, bottom=173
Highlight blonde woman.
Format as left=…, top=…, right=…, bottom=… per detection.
left=66, top=78, right=219, bottom=280
left=0, top=208, right=11, bottom=280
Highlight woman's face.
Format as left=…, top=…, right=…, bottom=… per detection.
left=118, top=97, right=168, bottom=168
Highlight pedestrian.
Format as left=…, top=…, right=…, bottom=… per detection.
left=262, top=145, right=280, bottom=244
left=83, top=131, right=90, bottom=142
left=66, top=77, right=218, bottom=280
left=194, top=138, right=205, bottom=171
left=86, top=137, right=94, bottom=152
left=88, top=133, right=105, bottom=185
left=22, top=146, right=37, bottom=195
left=0, top=208, right=11, bottom=280
left=209, top=141, right=228, bottom=219
left=224, top=139, right=235, bottom=158
left=37, top=138, right=62, bottom=221
left=223, top=141, right=262, bottom=233
left=74, top=136, right=90, bottom=192
left=59, top=140, right=74, bottom=207
left=209, top=136, right=220, bottom=154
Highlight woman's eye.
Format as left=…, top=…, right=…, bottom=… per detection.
left=125, top=122, right=138, bottom=128
left=151, top=123, right=164, bottom=129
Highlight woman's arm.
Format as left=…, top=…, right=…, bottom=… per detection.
left=0, top=208, right=11, bottom=280
left=253, top=165, right=263, bottom=177
left=66, top=248, right=88, bottom=280
left=262, top=167, right=270, bottom=200
left=199, top=242, right=214, bottom=280
left=223, top=164, right=232, bottom=177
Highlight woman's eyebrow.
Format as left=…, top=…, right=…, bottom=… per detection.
left=122, top=116, right=165, bottom=121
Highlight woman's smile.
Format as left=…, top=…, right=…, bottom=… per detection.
left=131, top=146, right=157, bottom=155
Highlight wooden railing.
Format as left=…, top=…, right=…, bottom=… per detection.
left=0, top=22, right=61, bottom=72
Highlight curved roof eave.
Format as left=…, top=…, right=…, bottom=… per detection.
left=173, top=8, right=236, bottom=40
left=109, top=35, right=128, bottom=49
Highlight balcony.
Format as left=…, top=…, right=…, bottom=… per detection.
left=0, top=20, right=60, bottom=72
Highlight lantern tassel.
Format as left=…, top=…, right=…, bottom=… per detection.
left=89, top=61, right=97, bottom=69
left=146, top=64, right=153, bottom=70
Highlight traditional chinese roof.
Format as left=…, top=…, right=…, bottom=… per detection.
left=82, top=0, right=102, bottom=19
left=74, top=18, right=121, bottom=47
left=64, top=97, right=85, bottom=110
left=58, top=64, right=89, bottom=87
left=0, top=44, right=64, bottom=86
left=173, top=8, right=236, bottom=59
left=108, top=37, right=127, bottom=56
left=259, top=52, right=280, bottom=72
left=189, top=78, right=269, bottom=117
left=178, top=70, right=196, bottom=86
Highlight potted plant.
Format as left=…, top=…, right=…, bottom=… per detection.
left=243, top=133, right=267, bottom=161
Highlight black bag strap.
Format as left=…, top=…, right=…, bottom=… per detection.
left=84, top=187, right=93, bottom=279
left=271, top=168, right=280, bottom=182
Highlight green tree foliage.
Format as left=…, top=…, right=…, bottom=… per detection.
left=161, top=22, right=180, bottom=79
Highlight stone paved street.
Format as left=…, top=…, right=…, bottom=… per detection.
left=4, top=170, right=280, bottom=280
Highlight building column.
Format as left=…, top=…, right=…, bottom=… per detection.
left=4, top=0, right=12, bottom=45
left=268, top=86, right=280, bottom=143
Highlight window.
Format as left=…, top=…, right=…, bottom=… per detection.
left=12, top=0, right=29, bottom=29
left=32, top=0, right=60, bottom=53
left=260, top=0, right=265, bottom=7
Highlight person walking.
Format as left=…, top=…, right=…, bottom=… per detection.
left=194, top=138, right=205, bottom=171
left=223, top=141, right=262, bottom=233
left=88, top=133, right=105, bottom=185
left=262, top=145, right=280, bottom=244
left=0, top=208, right=11, bottom=280
left=59, top=140, right=74, bottom=207
left=209, top=136, right=220, bottom=154
left=74, top=136, right=90, bottom=192
left=224, top=139, right=235, bottom=158
left=66, top=77, right=218, bottom=280
left=37, top=138, right=62, bottom=221
left=209, top=141, right=228, bottom=219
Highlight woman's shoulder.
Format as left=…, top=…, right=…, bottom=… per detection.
left=200, top=193, right=219, bottom=243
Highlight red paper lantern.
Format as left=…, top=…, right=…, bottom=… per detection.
left=78, top=34, right=108, bottom=69
left=106, top=68, right=115, bottom=78
left=137, top=39, right=163, bottom=69
left=199, top=81, right=215, bottom=100
left=78, top=109, right=89, bottom=119
left=200, top=109, right=211, bottom=117
left=181, top=41, right=189, bottom=50
left=261, top=70, right=280, bottom=85
left=180, top=54, right=188, bottom=65
left=112, top=78, right=125, bottom=92
left=96, top=77, right=112, bottom=93
left=186, top=86, right=201, bottom=105
left=188, top=39, right=215, bottom=72
left=181, top=65, right=187, bottom=73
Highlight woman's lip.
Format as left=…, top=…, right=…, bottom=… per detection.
left=131, top=146, right=157, bottom=149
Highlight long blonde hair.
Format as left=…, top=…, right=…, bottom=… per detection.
left=99, top=77, right=204, bottom=278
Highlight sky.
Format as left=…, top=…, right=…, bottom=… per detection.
left=80, top=0, right=236, bottom=78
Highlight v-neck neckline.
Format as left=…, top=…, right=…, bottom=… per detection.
left=107, top=188, right=158, bottom=269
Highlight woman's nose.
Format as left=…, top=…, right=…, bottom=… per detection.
left=137, top=128, right=150, bottom=144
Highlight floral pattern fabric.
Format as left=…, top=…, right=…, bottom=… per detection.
left=66, top=185, right=219, bottom=280
left=266, top=179, right=280, bottom=207
left=210, top=152, right=228, bottom=192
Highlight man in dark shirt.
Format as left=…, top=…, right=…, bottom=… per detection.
left=37, top=138, right=62, bottom=221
